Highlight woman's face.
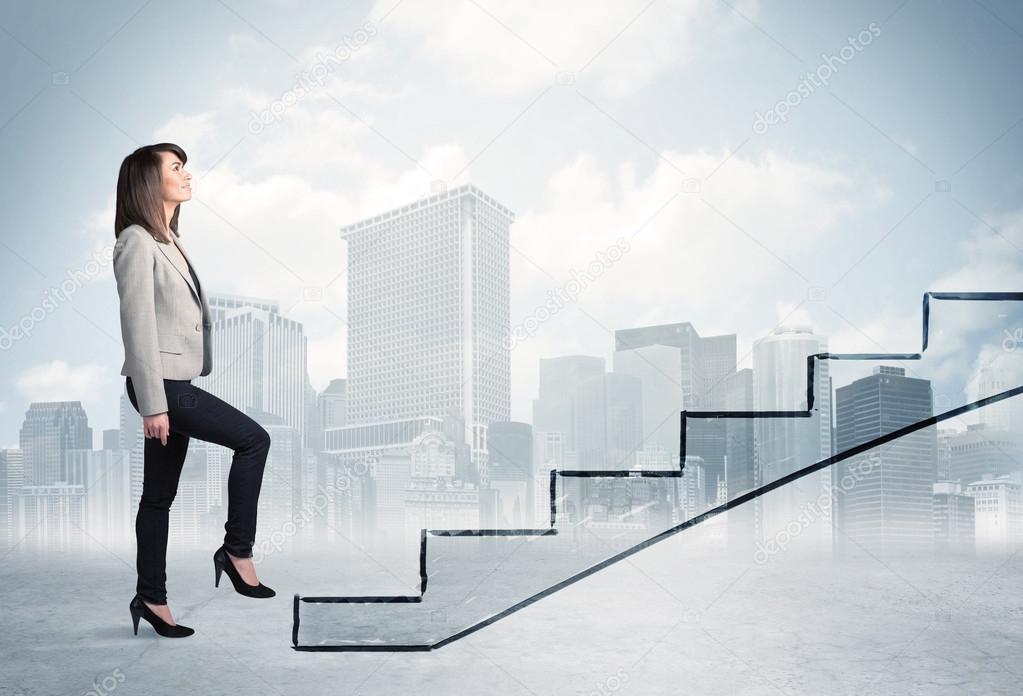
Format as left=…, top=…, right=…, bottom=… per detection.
left=158, top=151, right=192, bottom=204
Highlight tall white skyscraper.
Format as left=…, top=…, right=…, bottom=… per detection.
left=196, top=295, right=308, bottom=438
left=752, top=324, right=832, bottom=554
left=341, top=184, right=514, bottom=487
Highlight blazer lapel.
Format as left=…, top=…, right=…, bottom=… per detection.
left=174, top=240, right=211, bottom=326
left=156, top=240, right=200, bottom=305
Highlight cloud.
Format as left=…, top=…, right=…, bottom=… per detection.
left=306, top=322, right=348, bottom=391
left=918, top=207, right=1023, bottom=381
left=505, top=145, right=876, bottom=412
left=372, top=0, right=759, bottom=97
left=511, top=147, right=865, bottom=315
left=15, top=361, right=106, bottom=405
left=824, top=206, right=1023, bottom=405
left=153, top=111, right=218, bottom=151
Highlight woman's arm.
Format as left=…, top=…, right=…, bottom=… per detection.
left=113, top=228, right=168, bottom=417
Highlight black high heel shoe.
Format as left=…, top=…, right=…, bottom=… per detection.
left=213, top=545, right=276, bottom=598
left=129, top=595, right=195, bottom=638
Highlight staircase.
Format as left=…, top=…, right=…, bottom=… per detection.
left=293, top=291, right=1023, bottom=651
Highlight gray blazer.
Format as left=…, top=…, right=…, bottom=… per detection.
left=113, top=224, right=213, bottom=416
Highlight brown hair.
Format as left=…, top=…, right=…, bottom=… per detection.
left=114, top=143, right=188, bottom=242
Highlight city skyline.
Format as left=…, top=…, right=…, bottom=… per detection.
left=4, top=225, right=1020, bottom=556
left=2, top=0, right=1022, bottom=690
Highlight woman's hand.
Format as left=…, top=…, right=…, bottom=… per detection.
left=143, top=412, right=170, bottom=446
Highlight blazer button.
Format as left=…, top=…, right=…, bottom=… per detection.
left=195, top=322, right=202, bottom=332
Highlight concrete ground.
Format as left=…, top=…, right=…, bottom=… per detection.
left=1, top=529, right=1021, bottom=696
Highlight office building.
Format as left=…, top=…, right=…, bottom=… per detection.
left=18, top=401, right=92, bottom=485
left=933, top=480, right=975, bottom=553
left=575, top=372, right=643, bottom=471
left=341, top=185, right=514, bottom=488
left=966, top=472, right=1023, bottom=552
left=835, top=365, right=935, bottom=553
left=753, top=325, right=832, bottom=554
left=196, top=296, right=308, bottom=439
left=533, top=356, right=605, bottom=473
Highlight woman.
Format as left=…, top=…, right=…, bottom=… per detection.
left=113, top=143, right=276, bottom=639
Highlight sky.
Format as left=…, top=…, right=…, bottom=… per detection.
left=1, top=0, right=1022, bottom=447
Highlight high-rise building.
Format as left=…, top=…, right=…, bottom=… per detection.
left=614, top=322, right=737, bottom=409
left=614, top=322, right=737, bottom=502
left=206, top=293, right=279, bottom=322
left=12, top=483, right=86, bottom=551
left=488, top=422, right=532, bottom=527
left=65, top=448, right=132, bottom=548
left=18, top=401, right=92, bottom=485
left=575, top=373, right=643, bottom=471
left=966, top=472, right=1023, bottom=552
left=247, top=409, right=300, bottom=543
left=168, top=480, right=207, bottom=549
left=370, top=451, right=412, bottom=545
left=102, top=429, right=120, bottom=451
left=835, top=365, right=935, bottom=554
left=612, top=344, right=683, bottom=462
left=532, top=356, right=605, bottom=473
left=341, top=185, right=514, bottom=488
left=677, top=456, right=706, bottom=521
left=721, top=368, right=756, bottom=552
left=948, top=425, right=1023, bottom=484
left=936, top=428, right=957, bottom=481
left=753, top=325, right=832, bottom=554
left=129, top=428, right=145, bottom=515
left=967, top=364, right=1023, bottom=433
left=1, top=449, right=25, bottom=547
left=119, top=391, right=140, bottom=452
left=196, top=294, right=308, bottom=438
left=933, top=480, right=975, bottom=553
left=319, top=378, right=347, bottom=430
left=405, top=479, right=480, bottom=545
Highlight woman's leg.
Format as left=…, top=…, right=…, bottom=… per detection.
left=126, top=377, right=190, bottom=605
left=157, top=380, right=272, bottom=559
left=136, top=431, right=190, bottom=603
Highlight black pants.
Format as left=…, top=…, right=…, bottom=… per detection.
left=125, top=376, right=271, bottom=605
